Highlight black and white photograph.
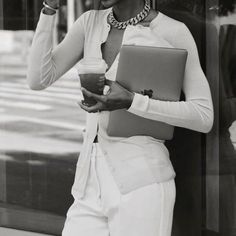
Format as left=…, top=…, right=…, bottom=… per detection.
left=0, top=0, right=235, bottom=236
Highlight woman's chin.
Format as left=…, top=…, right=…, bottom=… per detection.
left=100, top=0, right=119, bottom=8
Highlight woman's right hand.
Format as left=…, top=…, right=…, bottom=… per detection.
left=43, top=0, right=60, bottom=15
left=45, top=0, right=60, bottom=9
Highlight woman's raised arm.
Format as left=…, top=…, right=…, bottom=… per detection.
left=27, top=9, right=86, bottom=90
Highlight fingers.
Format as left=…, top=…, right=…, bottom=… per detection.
left=105, top=80, right=123, bottom=90
left=81, top=87, right=107, bottom=103
left=103, top=85, right=111, bottom=95
left=78, top=101, right=104, bottom=113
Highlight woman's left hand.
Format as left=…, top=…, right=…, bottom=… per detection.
left=79, top=80, right=134, bottom=113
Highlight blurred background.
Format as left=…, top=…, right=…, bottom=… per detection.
left=0, top=0, right=235, bottom=236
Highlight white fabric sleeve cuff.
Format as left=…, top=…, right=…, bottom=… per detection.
left=37, top=11, right=56, bottom=32
left=127, top=93, right=150, bottom=113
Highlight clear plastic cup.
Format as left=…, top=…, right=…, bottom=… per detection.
left=78, top=58, right=108, bottom=107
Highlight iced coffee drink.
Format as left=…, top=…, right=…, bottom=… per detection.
left=78, top=58, right=107, bottom=107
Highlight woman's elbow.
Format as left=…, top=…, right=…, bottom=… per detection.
left=27, top=74, right=45, bottom=91
left=190, top=100, right=214, bottom=133
left=26, top=67, right=54, bottom=90
left=201, top=118, right=214, bottom=133
left=28, top=83, right=44, bottom=91
left=198, top=110, right=214, bottom=133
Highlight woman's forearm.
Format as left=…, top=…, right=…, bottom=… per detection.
left=27, top=12, right=57, bottom=90
left=128, top=23, right=214, bottom=133
left=128, top=91, right=213, bottom=133
left=43, top=6, right=57, bottom=15
left=27, top=10, right=86, bottom=90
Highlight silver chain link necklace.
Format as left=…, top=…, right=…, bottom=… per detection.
left=108, top=0, right=151, bottom=30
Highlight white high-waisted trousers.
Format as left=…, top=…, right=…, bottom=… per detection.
left=62, top=143, right=176, bottom=236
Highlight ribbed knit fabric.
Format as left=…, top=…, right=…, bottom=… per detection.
left=27, top=9, right=213, bottom=198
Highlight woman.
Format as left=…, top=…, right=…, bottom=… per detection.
left=27, top=0, right=214, bottom=235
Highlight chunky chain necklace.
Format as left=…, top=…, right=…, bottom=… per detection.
left=108, top=0, right=151, bottom=30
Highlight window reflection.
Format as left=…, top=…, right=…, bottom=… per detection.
left=219, top=17, right=236, bottom=236
left=206, top=1, right=236, bottom=235
left=220, top=23, right=236, bottom=152
left=0, top=0, right=236, bottom=236
left=0, top=0, right=87, bottom=235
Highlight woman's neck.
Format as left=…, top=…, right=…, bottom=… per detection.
left=113, top=0, right=145, bottom=22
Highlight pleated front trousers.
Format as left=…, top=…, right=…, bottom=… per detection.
left=62, top=143, right=176, bottom=236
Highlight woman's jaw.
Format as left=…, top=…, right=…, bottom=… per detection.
left=100, top=0, right=121, bottom=8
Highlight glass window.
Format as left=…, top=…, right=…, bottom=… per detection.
left=205, top=1, right=236, bottom=236
left=0, top=1, right=235, bottom=235
left=218, top=2, right=236, bottom=235
left=0, top=0, right=88, bottom=235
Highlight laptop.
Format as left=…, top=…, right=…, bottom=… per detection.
left=107, top=45, right=188, bottom=140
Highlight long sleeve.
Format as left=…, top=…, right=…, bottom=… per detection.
left=128, top=23, right=214, bottom=133
left=27, top=11, right=86, bottom=90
